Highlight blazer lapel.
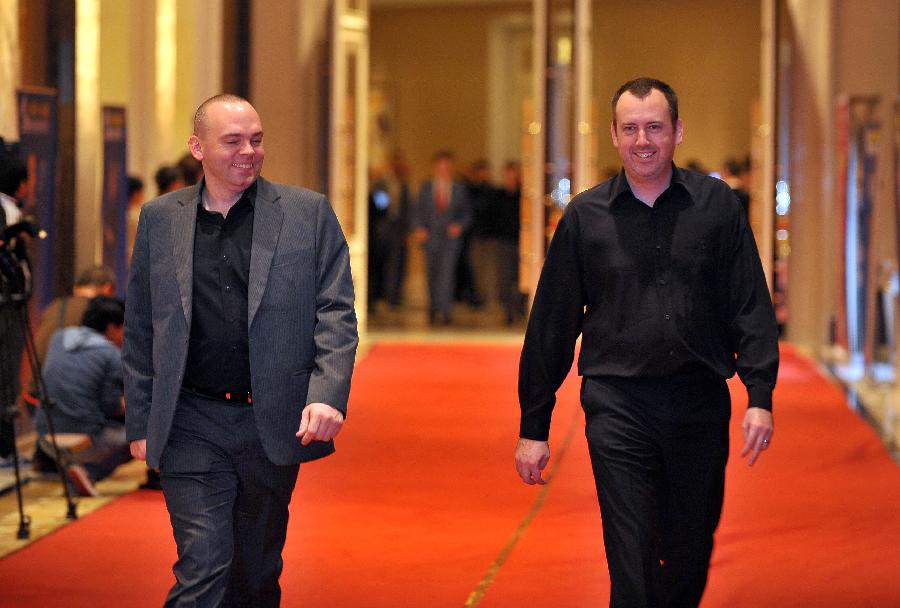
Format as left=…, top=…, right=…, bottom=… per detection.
left=173, top=185, right=200, bottom=326
left=248, top=178, right=283, bottom=328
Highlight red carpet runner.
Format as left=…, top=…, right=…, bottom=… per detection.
left=1, top=343, right=898, bottom=606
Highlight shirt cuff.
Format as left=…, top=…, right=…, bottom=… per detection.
left=519, top=411, right=552, bottom=441
left=746, top=385, right=773, bottom=411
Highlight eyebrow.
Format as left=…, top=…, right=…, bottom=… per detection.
left=220, top=131, right=264, bottom=139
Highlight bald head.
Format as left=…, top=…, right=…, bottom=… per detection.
left=193, top=94, right=252, bottom=138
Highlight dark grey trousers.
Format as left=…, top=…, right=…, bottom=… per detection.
left=424, top=237, right=462, bottom=317
left=582, top=371, right=731, bottom=608
left=159, top=391, right=300, bottom=608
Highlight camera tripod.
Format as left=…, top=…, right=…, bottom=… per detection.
left=0, top=300, right=79, bottom=540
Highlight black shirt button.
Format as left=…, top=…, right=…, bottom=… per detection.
left=665, top=314, right=671, bottom=320
left=669, top=350, right=676, bottom=356
left=658, top=279, right=666, bottom=285
left=225, top=285, right=231, bottom=291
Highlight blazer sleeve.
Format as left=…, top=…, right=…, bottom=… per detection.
left=305, top=195, right=358, bottom=415
left=122, top=209, right=154, bottom=441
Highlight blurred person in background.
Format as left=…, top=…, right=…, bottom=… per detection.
left=36, top=296, right=131, bottom=496
left=414, top=151, right=472, bottom=326
left=27, top=265, right=116, bottom=472
left=495, top=161, right=522, bottom=325
left=127, top=175, right=145, bottom=264
left=154, top=165, right=184, bottom=195
left=177, top=152, right=203, bottom=186
left=368, top=150, right=412, bottom=310
left=458, top=159, right=492, bottom=307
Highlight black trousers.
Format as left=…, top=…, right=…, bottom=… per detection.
left=581, top=372, right=731, bottom=608
left=159, top=391, right=300, bottom=608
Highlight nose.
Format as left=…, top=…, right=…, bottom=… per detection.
left=239, top=139, right=255, bottom=155
left=636, top=128, right=649, bottom=145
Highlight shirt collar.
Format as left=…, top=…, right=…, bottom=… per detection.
left=610, top=163, right=693, bottom=206
left=197, top=179, right=258, bottom=211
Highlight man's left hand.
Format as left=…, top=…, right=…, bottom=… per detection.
left=296, top=402, right=344, bottom=446
left=740, top=407, right=774, bottom=466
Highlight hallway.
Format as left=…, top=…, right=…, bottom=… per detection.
left=1, top=341, right=898, bottom=606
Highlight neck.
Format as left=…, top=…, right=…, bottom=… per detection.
left=625, top=171, right=672, bottom=207
left=203, top=184, right=244, bottom=215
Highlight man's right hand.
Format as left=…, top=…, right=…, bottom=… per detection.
left=130, top=439, right=147, bottom=461
left=515, top=438, right=550, bottom=485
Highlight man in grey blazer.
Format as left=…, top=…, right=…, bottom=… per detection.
left=123, top=94, right=357, bottom=607
left=413, top=151, right=472, bottom=325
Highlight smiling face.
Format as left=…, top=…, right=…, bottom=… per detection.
left=188, top=100, right=264, bottom=198
left=610, top=88, right=683, bottom=192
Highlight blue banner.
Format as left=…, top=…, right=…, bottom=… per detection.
left=101, top=106, right=128, bottom=297
left=16, top=88, right=58, bottom=310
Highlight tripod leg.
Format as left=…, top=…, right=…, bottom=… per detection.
left=0, top=306, right=31, bottom=539
left=17, top=304, right=78, bottom=519
left=8, top=418, right=31, bottom=539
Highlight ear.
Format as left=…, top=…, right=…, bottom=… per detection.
left=187, top=134, right=204, bottom=161
left=674, top=119, right=684, bottom=145
left=610, top=121, right=619, bottom=147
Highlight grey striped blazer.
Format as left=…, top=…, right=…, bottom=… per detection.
left=123, top=177, right=358, bottom=468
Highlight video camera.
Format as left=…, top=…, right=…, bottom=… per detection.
left=0, top=137, right=42, bottom=303
left=1, top=218, right=44, bottom=297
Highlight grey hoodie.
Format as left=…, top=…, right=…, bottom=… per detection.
left=36, top=326, right=124, bottom=436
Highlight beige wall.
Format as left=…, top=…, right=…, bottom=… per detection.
left=591, top=0, right=761, bottom=174
left=371, top=4, right=529, bottom=186
left=250, top=0, right=329, bottom=191
left=371, top=1, right=760, bottom=187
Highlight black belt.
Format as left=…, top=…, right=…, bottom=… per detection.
left=182, top=385, right=253, bottom=404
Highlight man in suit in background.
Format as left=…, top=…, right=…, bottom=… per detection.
left=414, top=151, right=472, bottom=325
left=124, top=94, right=357, bottom=607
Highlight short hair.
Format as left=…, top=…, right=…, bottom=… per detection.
left=432, top=150, right=454, bottom=163
left=611, top=77, right=679, bottom=128
left=0, top=154, right=28, bottom=197
left=193, top=93, right=251, bottom=137
left=81, top=296, right=125, bottom=333
left=75, top=265, right=115, bottom=289
left=127, top=176, right=144, bottom=198
left=154, top=166, right=181, bottom=194
left=725, top=157, right=748, bottom=176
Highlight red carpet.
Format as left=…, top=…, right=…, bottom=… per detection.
left=1, top=343, right=898, bottom=607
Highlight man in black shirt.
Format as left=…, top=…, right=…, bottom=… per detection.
left=124, top=95, right=357, bottom=606
left=515, top=78, right=778, bottom=607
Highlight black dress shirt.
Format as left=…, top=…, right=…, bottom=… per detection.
left=183, top=183, right=256, bottom=396
left=519, top=166, right=779, bottom=441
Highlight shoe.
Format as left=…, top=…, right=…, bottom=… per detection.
left=66, top=464, right=100, bottom=497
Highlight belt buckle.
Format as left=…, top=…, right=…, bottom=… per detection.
left=224, top=391, right=252, bottom=404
